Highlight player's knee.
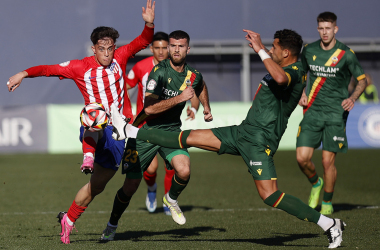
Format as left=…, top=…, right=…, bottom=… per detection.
left=175, top=166, right=191, bottom=181
left=296, top=154, right=310, bottom=168
left=321, top=159, right=335, bottom=170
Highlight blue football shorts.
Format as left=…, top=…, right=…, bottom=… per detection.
left=79, top=125, right=125, bottom=170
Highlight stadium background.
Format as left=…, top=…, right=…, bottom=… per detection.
left=0, top=0, right=379, bottom=153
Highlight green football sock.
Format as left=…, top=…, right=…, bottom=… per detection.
left=322, top=191, right=334, bottom=204
left=264, top=190, right=321, bottom=223
left=308, top=173, right=320, bottom=187
left=168, top=174, right=190, bottom=200
left=137, top=129, right=191, bottom=149
left=109, top=188, right=132, bottom=226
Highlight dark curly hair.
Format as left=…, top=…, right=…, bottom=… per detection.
left=153, top=32, right=169, bottom=43
left=90, top=26, right=120, bottom=45
left=274, top=29, right=303, bottom=58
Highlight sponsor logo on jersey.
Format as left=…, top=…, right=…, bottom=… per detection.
left=250, top=161, right=262, bottom=166
left=257, top=169, right=263, bottom=175
left=162, top=87, right=179, bottom=99
left=292, top=66, right=298, bottom=70
left=147, top=79, right=157, bottom=90
left=59, top=61, right=70, bottom=67
left=309, top=65, right=340, bottom=74
left=154, top=66, right=159, bottom=72
left=313, top=55, right=316, bottom=61
left=358, top=106, right=380, bottom=147
left=168, top=78, right=172, bottom=84
left=333, top=136, right=345, bottom=142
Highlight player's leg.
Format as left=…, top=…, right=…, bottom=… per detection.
left=81, top=129, right=102, bottom=173
left=297, top=146, right=324, bottom=209
left=320, top=150, right=337, bottom=215
left=60, top=163, right=116, bottom=244
left=101, top=176, right=142, bottom=241
left=163, top=162, right=175, bottom=215
left=255, top=179, right=345, bottom=248
left=144, top=155, right=159, bottom=213
left=320, top=120, right=347, bottom=215
left=296, top=119, right=324, bottom=209
left=101, top=139, right=157, bottom=240
left=162, top=152, right=191, bottom=225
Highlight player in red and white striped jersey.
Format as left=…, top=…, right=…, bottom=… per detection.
left=7, top=0, right=155, bottom=244
left=126, top=32, right=200, bottom=215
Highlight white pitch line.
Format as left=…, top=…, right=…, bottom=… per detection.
left=0, top=206, right=378, bottom=216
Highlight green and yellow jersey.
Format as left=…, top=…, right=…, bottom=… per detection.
left=301, top=39, right=365, bottom=121
left=133, top=58, right=203, bottom=130
left=240, top=61, right=306, bottom=153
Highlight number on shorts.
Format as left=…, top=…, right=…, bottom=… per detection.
left=124, top=149, right=138, bottom=163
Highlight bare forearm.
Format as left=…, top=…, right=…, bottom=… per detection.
left=350, top=78, right=367, bottom=101
left=198, top=82, right=211, bottom=110
left=144, top=95, right=184, bottom=115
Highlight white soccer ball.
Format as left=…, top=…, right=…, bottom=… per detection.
left=80, top=103, right=109, bottom=132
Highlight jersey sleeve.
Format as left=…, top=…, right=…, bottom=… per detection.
left=125, top=66, right=139, bottom=88
left=114, top=25, right=154, bottom=64
left=145, top=66, right=164, bottom=99
left=346, top=48, right=365, bottom=81
left=24, top=60, right=82, bottom=80
left=300, top=45, right=310, bottom=73
left=284, top=66, right=300, bottom=89
left=192, top=71, right=204, bottom=92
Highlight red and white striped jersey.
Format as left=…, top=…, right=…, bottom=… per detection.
left=126, top=56, right=155, bottom=126
left=25, top=25, right=154, bottom=120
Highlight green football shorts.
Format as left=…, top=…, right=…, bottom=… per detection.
left=121, top=138, right=189, bottom=179
left=296, top=116, right=347, bottom=153
left=211, top=125, right=278, bottom=181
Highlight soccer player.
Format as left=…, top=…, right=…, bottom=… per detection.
left=100, top=30, right=212, bottom=241
left=7, top=0, right=155, bottom=244
left=296, top=12, right=367, bottom=215
left=111, top=29, right=347, bottom=248
left=125, top=32, right=200, bottom=215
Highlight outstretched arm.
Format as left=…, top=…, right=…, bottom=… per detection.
left=342, top=78, right=367, bottom=111
left=7, top=71, right=28, bottom=92
left=243, top=29, right=289, bottom=85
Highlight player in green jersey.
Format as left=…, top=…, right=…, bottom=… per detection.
left=100, top=30, right=213, bottom=240
left=110, top=29, right=346, bottom=249
left=296, top=12, right=367, bottom=215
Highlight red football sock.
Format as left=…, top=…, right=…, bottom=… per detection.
left=67, top=200, right=87, bottom=223
left=82, top=132, right=97, bottom=155
left=143, top=171, right=157, bottom=187
left=164, top=168, right=175, bottom=194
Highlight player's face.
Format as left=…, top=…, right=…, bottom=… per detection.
left=92, top=38, right=116, bottom=67
left=317, top=21, right=338, bottom=45
left=168, top=38, right=190, bottom=66
left=150, top=40, right=169, bottom=64
left=269, top=39, right=283, bottom=65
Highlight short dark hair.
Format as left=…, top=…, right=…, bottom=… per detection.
left=317, top=12, right=337, bottom=24
left=90, top=26, right=120, bottom=45
left=274, top=29, right=303, bottom=58
left=153, top=32, right=169, bottom=43
left=169, top=30, right=190, bottom=44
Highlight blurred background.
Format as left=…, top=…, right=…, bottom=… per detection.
left=1, top=0, right=379, bottom=153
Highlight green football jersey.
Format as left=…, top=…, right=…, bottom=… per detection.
left=139, top=58, right=203, bottom=130
left=239, top=61, right=306, bottom=152
left=301, top=39, right=365, bottom=121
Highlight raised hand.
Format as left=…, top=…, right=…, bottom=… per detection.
left=243, top=29, right=265, bottom=53
left=142, top=0, right=155, bottom=26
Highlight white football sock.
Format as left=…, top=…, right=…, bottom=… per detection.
left=317, top=215, right=334, bottom=231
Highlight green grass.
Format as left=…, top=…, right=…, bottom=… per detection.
left=0, top=150, right=379, bottom=249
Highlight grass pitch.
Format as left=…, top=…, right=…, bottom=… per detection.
left=0, top=149, right=379, bottom=249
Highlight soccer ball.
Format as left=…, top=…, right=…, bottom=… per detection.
left=80, top=103, right=109, bottom=132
